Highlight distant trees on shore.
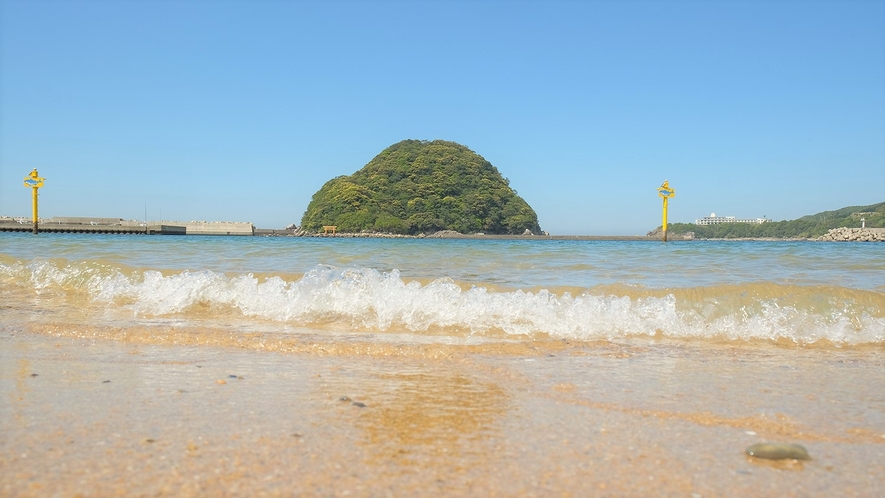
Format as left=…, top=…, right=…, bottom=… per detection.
left=666, top=201, right=885, bottom=238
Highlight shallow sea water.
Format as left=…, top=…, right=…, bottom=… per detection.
left=1, top=233, right=883, bottom=495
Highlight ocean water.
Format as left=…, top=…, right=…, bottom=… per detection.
left=1, top=232, right=883, bottom=346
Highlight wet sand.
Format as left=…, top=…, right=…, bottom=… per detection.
left=2, top=327, right=884, bottom=497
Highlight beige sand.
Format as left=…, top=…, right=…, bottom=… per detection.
left=2, top=326, right=884, bottom=496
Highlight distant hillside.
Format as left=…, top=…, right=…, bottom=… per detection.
left=797, top=202, right=885, bottom=223
left=301, top=140, right=541, bottom=235
left=666, top=201, right=885, bottom=238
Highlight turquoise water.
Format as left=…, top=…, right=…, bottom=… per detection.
left=1, top=232, right=884, bottom=345
left=3, top=232, right=884, bottom=289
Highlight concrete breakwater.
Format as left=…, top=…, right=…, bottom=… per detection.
left=817, top=227, right=885, bottom=242
left=0, top=217, right=254, bottom=235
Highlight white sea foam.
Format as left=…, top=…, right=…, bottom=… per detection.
left=3, top=261, right=883, bottom=345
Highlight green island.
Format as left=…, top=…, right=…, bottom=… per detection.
left=664, top=201, right=885, bottom=239
left=301, top=140, right=542, bottom=235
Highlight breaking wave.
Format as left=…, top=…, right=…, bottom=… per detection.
left=2, top=260, right=884, bottom=346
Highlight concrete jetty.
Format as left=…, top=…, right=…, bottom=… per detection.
left=0, top=217, right=253, bottom=235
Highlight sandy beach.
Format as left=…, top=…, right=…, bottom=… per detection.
left=3, top=326, right=883, bottom=497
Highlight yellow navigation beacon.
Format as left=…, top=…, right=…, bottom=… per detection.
left=23, top=168, right=46, bottom=234
left=657, top=180, right=675, bottom=242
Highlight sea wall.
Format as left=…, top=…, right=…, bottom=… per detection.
left=48, top=217, right=124, bottom=225
left=184, top=222, right=254, bottom=236
left=818, top=227, right=885, bottom=242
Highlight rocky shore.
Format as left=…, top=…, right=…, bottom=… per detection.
left=269, top=226, right=884, bottom=242
left=817, top=227, right=885, bottom=242
left=271, top=227, right=655, bottom=240
left=278, top=226, right=542, bottom=239
left=279, top=226, right=427, bottom=238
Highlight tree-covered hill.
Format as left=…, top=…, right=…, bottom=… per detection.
left=665, top=201, right=885, bottom=238
left=301, top=140, right=542, bottom=235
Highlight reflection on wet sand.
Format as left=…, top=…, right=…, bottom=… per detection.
left=21, top=322, right=576, bottom=358
left=2, top=327, right=885, bottom=496
left=346, top=371, right=507, bottom=469
left=11, top=358, right=32, bottom=432
left=545, top=388, right=885, bottom=445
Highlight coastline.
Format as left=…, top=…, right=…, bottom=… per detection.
left=265, top=231, right=672, bottom=241
left=3, top=217, right=881, bottom=241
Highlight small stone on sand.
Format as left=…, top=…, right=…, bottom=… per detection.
left=746, top=443, right=811, bottom=460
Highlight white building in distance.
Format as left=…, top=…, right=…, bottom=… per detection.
left=695, top=213, right=769, bottom=225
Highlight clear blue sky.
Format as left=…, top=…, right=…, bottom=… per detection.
left=1, top=0, right=883, bottom=234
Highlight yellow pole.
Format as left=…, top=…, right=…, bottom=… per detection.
left=662, top=196, right=668, bottom=242
left=23, top=169, right=45, bottom=235
left=32, top=185, right=39, bottom=234
left=656, top=180, right=675, bottom=243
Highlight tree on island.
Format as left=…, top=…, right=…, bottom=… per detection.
left=301, top=140, right=542, bottom=235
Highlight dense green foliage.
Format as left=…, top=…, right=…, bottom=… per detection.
left=301, top=140, right=542, bottom=235
left=665, top=201, right=885, bottom=238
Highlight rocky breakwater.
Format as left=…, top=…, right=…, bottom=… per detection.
left=818, top=227, right=885, bottom=242
left=279, top=225, right=422, bottom=238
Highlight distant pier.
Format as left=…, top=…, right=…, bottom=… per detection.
left=0, top=217, right=253, bottom=235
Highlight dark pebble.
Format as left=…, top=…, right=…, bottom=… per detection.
left=30, top=373, right=38, bottom=377
left=352, top=402, right=367, bottom=408
left=102, top=380, right=111, bottom=383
